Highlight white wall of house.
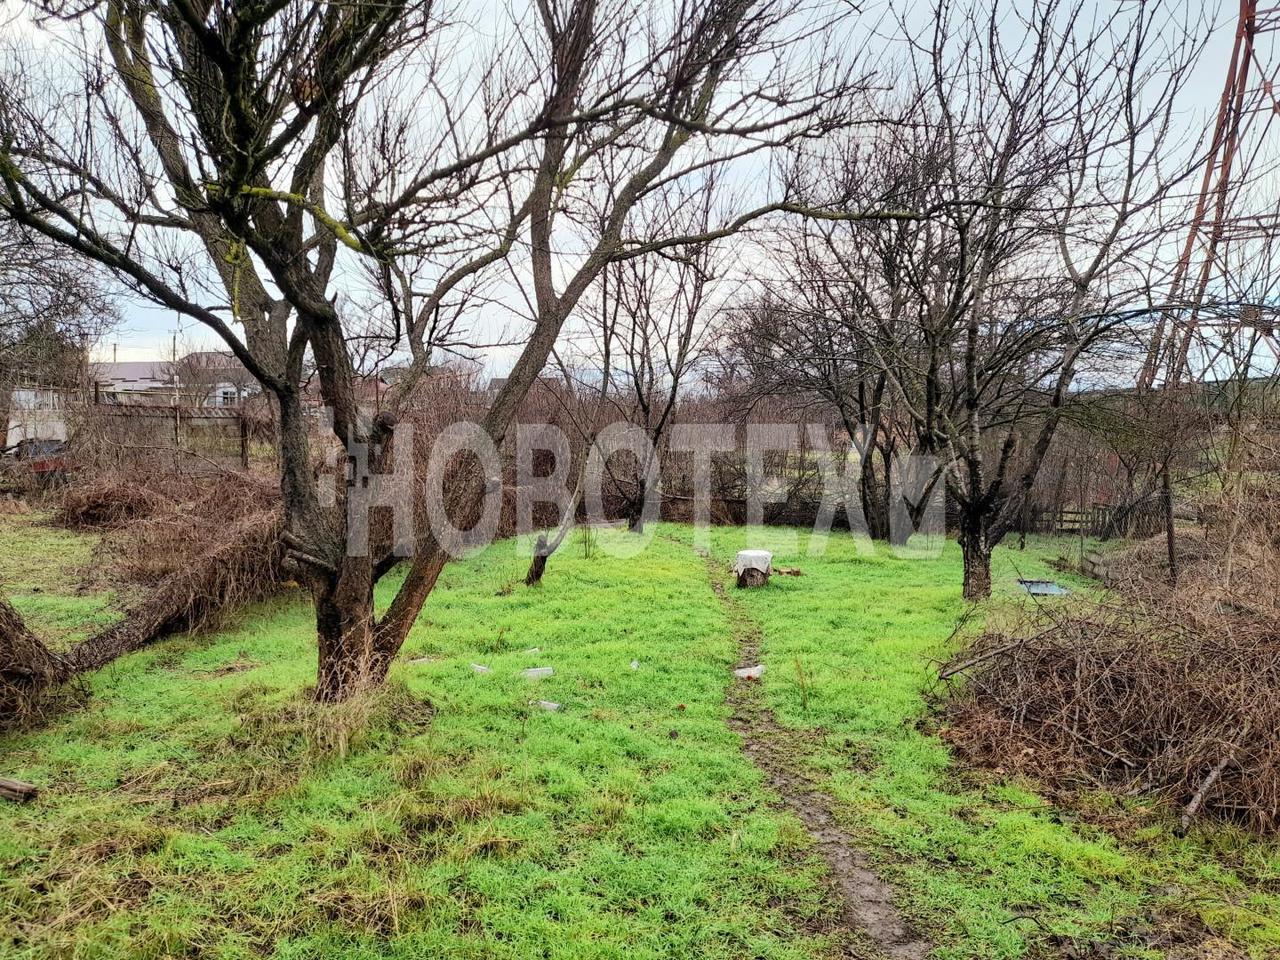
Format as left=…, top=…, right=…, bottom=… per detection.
left=208, top=380, right=254, bottom=406
left=5, top=388, right=68, bottom=448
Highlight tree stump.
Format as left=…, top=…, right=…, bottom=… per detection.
left=733, top=550, right=772, bottom=588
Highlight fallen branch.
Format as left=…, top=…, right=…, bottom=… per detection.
left=0, top=777, right=38, bottom=802
left=66, top=510, right=283, bottom=673
left=938, top=636, right=1032, bottom=681
left=0, top=592, right=71, bottom=725
left=1179, top=737, right=1243, bottom=836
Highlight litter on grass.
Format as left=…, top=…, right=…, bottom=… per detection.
left=1018, top=579, right=1070, bottom=596
left=522, top=666, right=554, bottom=680
left=470, top=663, right=491, bottom=674
left=733, top=664, right=765, bottom=680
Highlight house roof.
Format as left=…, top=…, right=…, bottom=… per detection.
left=90, top=361, right=172, bottom=385
left=179, top=350, right=243, bottom=370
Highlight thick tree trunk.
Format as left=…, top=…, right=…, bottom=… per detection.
left=313, top=559, right=379, bottom=703
left=959, top=520, right=993, bottom=601
left=627, top=477, right=648, bottom=534
left=861, top=458, right=891, bottom=542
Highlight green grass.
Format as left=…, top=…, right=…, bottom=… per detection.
left=667, top=525, right=1280, bottom=959
left=0, top=532, right=836, bottom=960
left=0, top=512, right=120, bottom=648
left=1, top=521, right=1278, bottom=959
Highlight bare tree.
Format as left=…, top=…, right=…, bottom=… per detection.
left=605, top=233, right=721, bottom=531
left=1, top=0, right=881, bottom=700
left=723, top=263, right=906, bottom=542
left=0, top=222, right=114, bottom=441
left=522, top=270, right=618, bottom=587
left=786, top=0, right=1211, bottom=597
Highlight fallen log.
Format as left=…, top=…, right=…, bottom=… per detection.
left=0, top=777, right=38, bottom=802
left=1, top=509, right=283, bottom=725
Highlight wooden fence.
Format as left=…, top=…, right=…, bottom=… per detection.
left=1024, top=499, right=1166, bottom=540
left=72, top=402, right=270, bottom=475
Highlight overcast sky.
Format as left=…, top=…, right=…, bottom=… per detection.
left=5, top=0, right=1251, bottom=369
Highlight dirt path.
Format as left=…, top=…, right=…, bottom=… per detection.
left=704, top=553, right=931, bottom=960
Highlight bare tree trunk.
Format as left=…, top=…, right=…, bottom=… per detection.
left=860, top=451, right=892, bottom=542
left=959, top=517, right=992, bottom=601
left=524, top=409, right=601, bottom=588
left=1162, top=464, right=1178, bottom=586
left=625, top=452, right=657, bottom=535
left=525, top=541, right=551, bottom=587
left=888, top=504, right=917, bottom=547
left=525, top=479, right=586, bottom=586
left=628, top=477, right=648, bottom=534
left=1017, top=490, right=1032, bottom=550
left=313, top=558, right=378, bottom=703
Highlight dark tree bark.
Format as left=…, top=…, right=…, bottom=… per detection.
left=959, top=518, right=993, bottom=601
left=861, top=452, right=891, bottom=542
left=524, top=541, right=550, bottom=587
left=525, top=453, right=591, bottom=586
left=313, top=558, right=378, bottom=702
left=1162, top=465, right=1178, bottom=586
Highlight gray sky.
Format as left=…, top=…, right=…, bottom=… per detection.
left=7, top=0, right=1246, bottom=368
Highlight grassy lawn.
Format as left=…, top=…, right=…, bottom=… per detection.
left=670, top=525, right=1280, bottom=959
left=0, top=513, right=120, bottom=649
left=1, top=520, right=1278, bottom=958
left=1, top=530, right=835, bottom=960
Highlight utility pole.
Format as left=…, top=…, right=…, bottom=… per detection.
left=1140, top=0, right=1280, bottom=390
left=1136, top=1, right=1280, bottom=583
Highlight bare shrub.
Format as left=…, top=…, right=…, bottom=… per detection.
left=941, top=480, right=1280, bottom=833
left=56, top=473, right=173, bottom=529
left=97, top=472, right=279, bottom=590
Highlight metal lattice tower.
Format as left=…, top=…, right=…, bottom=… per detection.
left=1139, top=0, right=1280, bottom=389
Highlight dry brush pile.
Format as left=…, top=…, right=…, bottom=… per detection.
left=2, top=470, right=285, bottom=725
left=941, top=480, right=1280, bottom=833
left=71, top=471, right=286, bottom=669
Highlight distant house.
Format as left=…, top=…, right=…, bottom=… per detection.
left=90, top=360, right=176, bottom=402
left=483, top=373, right=565, bottom=404
left=91, top=351, right=256, bottom=407
left=171, top=351, right=256, bottom=406
left=4, top=387, right=67, bottom=451
left=300, top=372, right=395, bottom=421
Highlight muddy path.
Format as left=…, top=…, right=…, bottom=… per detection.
left=704, top=552, right=931, bottom=960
